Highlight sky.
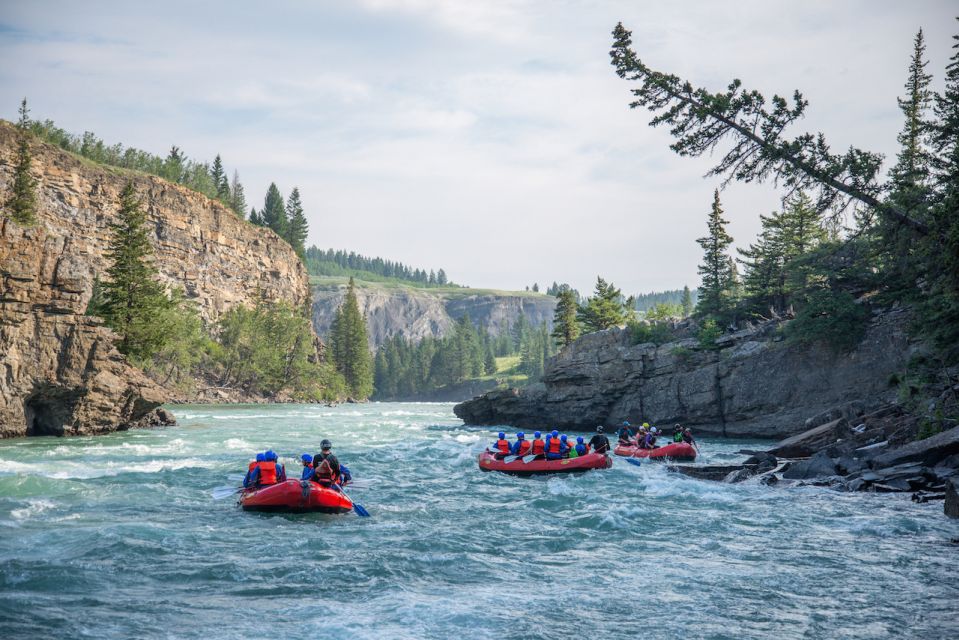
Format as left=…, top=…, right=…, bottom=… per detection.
left=1, top=1, right=956, bottom=295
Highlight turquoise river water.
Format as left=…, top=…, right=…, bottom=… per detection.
left=1, top=403, right=957, bottom=639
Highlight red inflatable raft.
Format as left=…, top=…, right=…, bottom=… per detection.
left=613, top=442, right=697, bottom=462
left=239, top=479, right=354, bottom=514
left=478, top=451, right=613, bottom=475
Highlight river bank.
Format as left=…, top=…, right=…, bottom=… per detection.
left=1, top=402, right=957, bottom=639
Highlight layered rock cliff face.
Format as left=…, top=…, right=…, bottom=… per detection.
left=312, top=282, right=555, bottom=349
left=455, top=309, right=920, bottom=439
left=0, top=122, right=313, bottom=437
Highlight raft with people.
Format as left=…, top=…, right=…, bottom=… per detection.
left=613, top=442, right=697, bottom=461
left=239, top=478, right=355, bottom=513
left=478, top=450, right=612, bottom=475
left=477, top=428, right=614, bottom=476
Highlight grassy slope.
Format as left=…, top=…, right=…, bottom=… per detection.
left=309, top=275, right=551, bottom=299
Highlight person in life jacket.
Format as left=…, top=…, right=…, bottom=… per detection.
left=248, top=450, right=283, bottom=487
left=618, top=421, right=632, bottom=445
left=559, top=434, right=572, bottom=458
left=636, top=424, right=649, bottom=447
left=682, top=426, right=697, bottom=446
left=589, top=425, right=610, bottom=454
left=510, top=432, right=532, bottom=456
left=312, top=439, right=342, bottom=487
left=268, top=450, right=287, bottom=482
left=673, top=425, right=684, bottom=443
left=243, top=452, right=266, bottom=488
left=529, top=431, right=546, bottom=459
left=544, top=430, right=564, bottom=460
left=574, top=436, right=589, bottom=457
left=339, top=464, right=353, bottom=485
left=299, top=453, right=314, bottom=481
left=643, top=427, right=659, bottom=449
left=492, top=432, right=511, bottom=458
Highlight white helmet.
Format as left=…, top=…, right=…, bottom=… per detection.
left=650, top=427, right=658, bottom=433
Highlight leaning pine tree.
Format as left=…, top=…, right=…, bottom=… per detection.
left=695, top=190, right=735, bottom=318
left=97, top=183, right=173, bottom=361
left=4, top=98, right=38, bottom=225
left=329, top=277, right=374, bottom=399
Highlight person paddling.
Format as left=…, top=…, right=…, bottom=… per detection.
left=673, top=425, right=684, bottom=443
left=243, top=452, right=266, bottom=488
left=510, top=432, right=532, bottom=456
left=642, top=427, right=659, bottom=449
left=617, top=421, right=633, bottom=445
left=589, top=426, right=610, bottom=454
left=312, top=439, right=341, bottom=487
left=544, top=430, right=564, bottom=460
left=529, top=431, right=546, bottom=459
left=682, top=426, right=697, bottom=447
left=299, top=453, right=314, bottom=480
left=491, top=432, right=511, bottom=458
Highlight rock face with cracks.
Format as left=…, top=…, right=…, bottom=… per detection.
left=0, top=122, right=314, bottom=437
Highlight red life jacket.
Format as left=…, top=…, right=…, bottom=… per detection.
left=547, top=437, right=561, bottom=454
left=495, top=439, right=510, bottom=454
left=247, top=461, right=256, bottom=473
left=314, top=458, right=335, bottom=485
left=516, top=440, right=532, bottom=455
left=257, top=461, right=277, bottom=485
left=531, top=439, right=545, bottom=455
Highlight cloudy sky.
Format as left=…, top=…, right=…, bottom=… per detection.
left=1, top=1, right=956, bottom=295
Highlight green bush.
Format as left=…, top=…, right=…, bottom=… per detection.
left=697, top=318, right=723, bottom=350
left=628, top=319, right=674, bottom=345
left=785, top=290, right=869, bottom=352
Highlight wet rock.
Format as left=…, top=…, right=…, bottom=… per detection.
left=743, top=451, right=778, bottom=474
left=946, top=478, right=959, bottom=518
left=769, top=418, right=852, bottom=458
left=836, top=456, right=866, bottom=475
left=870, top=426, right=959, bottom=469
left=668, top=464, right=748, bottom=482
left=759, top=473, right=779, bottom=486
left=724, top=468, right=754, bottom=483
left=782, top=451, right=838, bottom=480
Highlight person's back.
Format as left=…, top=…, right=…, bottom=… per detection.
left=312, top=439, right=341, bottom=486
left=254, top=451, right=279, bottom=487
left=510, top=433, right=531, bottom=456
left=529, top=431, right=546, bottom=458
left=244, top=452, right=266, bottom=488
left=559, top=434, right=571, bottom=458
left=492, top=432, right=511, bottom=458
left=574, top=436, right=589, bottom=457
left=589, top=426, right=610, bottom=454
left=299, top=453, right=314, bottom=481
left=545, top=430, right=563, bottom=460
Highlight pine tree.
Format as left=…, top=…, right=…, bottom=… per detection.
left=260, top=183, right=287, bottom=238
left=578, top=276, right=628, bottom=332
left=891, top=30, right=934, bottom=213
left=210, top=154, right=229, bottom=200
left=283, top=187, right=308, bottom=258
left=329, top=277, right=373, bottom=399
left=163, top=146, right=185, bottom=183
left=436, top=269, right=448, bottom=285
left=5, top=98, right=39, bottom=225
left=228, top=170, right=247, bottom=218
left=695, top=189, right=735, bottom=318
left=681, top=285, right=693, bottom=317
left=551, top=288, right=580, bottom=347
left=99, top=182, right=173, bottom=360
left=249, top=207, right=262, bottom=226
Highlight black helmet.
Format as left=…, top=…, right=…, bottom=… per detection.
left=320, top=439, right=332, bottom=450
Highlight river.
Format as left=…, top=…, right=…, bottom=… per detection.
left=1, top=403, right=956, bottom=639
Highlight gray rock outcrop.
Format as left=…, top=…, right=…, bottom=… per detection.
left=455, top=310, right=918, bottom=439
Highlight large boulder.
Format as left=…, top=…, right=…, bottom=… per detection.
left=869, top=426, right=959, bottom=470
left=946, top=478, right=959, bottom=519
left=782, top=451, right=838, bottom=480
left=769, top=418, right=852, bottom=458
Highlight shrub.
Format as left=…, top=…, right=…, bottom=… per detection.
left=785, top=290, right=869, bottom=352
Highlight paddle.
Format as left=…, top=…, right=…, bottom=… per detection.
left=334, top=484, right=370, bottom=517
left=625, top=458, right=643, bottom=468
left=522, top=455, right=538, bottom=463
left=502, top=455, right=520, bottom=463
left=212, top=486, right=243, bottom=500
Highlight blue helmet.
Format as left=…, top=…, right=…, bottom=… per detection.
left=534, top=431, right=541, bottom=438
left=623, top=421, right=630, bottom=426
left=255, top=453, right=265, bottom=462
left=577, top=436, right=584, bottom=443
left=498, top=432, right=505, bottom=439
left=551, top=430, right=559, bottom=437
left=301, top=453, right=312, bottom=463
left=560, top=434, right=568, bottom=441
left=266, top=450, right=277, bottom=461
left=516, top=432, right=525, bottom=439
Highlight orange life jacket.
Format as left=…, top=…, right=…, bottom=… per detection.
left=247, top=461, right=257, bottom=473
left=531, top=439, right=545, bottom=455
left=495, top=439, right=510, bottom=454
left=547, top=437, right=561, bottom=454
left=314, top=458, right=335, bottom=485
left=516, top=440, right=532, bottom=455
left=257, top=461, right=277, bottom=485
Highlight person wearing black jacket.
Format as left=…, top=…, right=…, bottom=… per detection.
left=589, top=425, right=610, bottom=454
left=312, top=439, right=341, bottom=486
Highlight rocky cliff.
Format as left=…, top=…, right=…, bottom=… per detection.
left=0, top=121, right=313, bottom=437
left=455, top=309, right=921, bottom=439
left=312, top=279, right=556, bottom=348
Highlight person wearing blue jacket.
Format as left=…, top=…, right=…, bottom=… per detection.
left=243, top=452, right=266, bottom=488
left=545, top=430, right=567, bottom=460
left=510, top=432, right=532, bottom=456
left=299, top=453, right=314, bottom=480
left=574, top=436, right=589, bottom=456
left=266, top=450, right=287, bottom=482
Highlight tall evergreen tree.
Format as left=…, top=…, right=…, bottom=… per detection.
left=695, top=190, right=735, bottom=318
left=551, top=288, right=580, bottom=347
left=578, top=276, right=628, bottom=332
left=260, top=183, right=287, bottom=238
left=249, top=207, right=262, bottom=226
left=436, top=269, right=448, bottom=285
left=4, top=98, right=38, bottom=225
left=329, top=277, right=374, bottom=399
left=210, top=154, right=229, bottom=200
left=228, top=170, right=247, bottom=218
left=98, top=183, right=173, bottom=360
left=163, top=146, right=185, bottom=183
left=284, top=186, right=308, bottom=258
left=681, top=285, right=693, bottom=317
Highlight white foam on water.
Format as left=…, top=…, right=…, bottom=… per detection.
left=224, top=438, right=252, bottom=450
left=454, top=434, right=480, bottom=444
left=11, top=498, right=56, bottom=520
left=0, top=457, right=216, bottom=479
